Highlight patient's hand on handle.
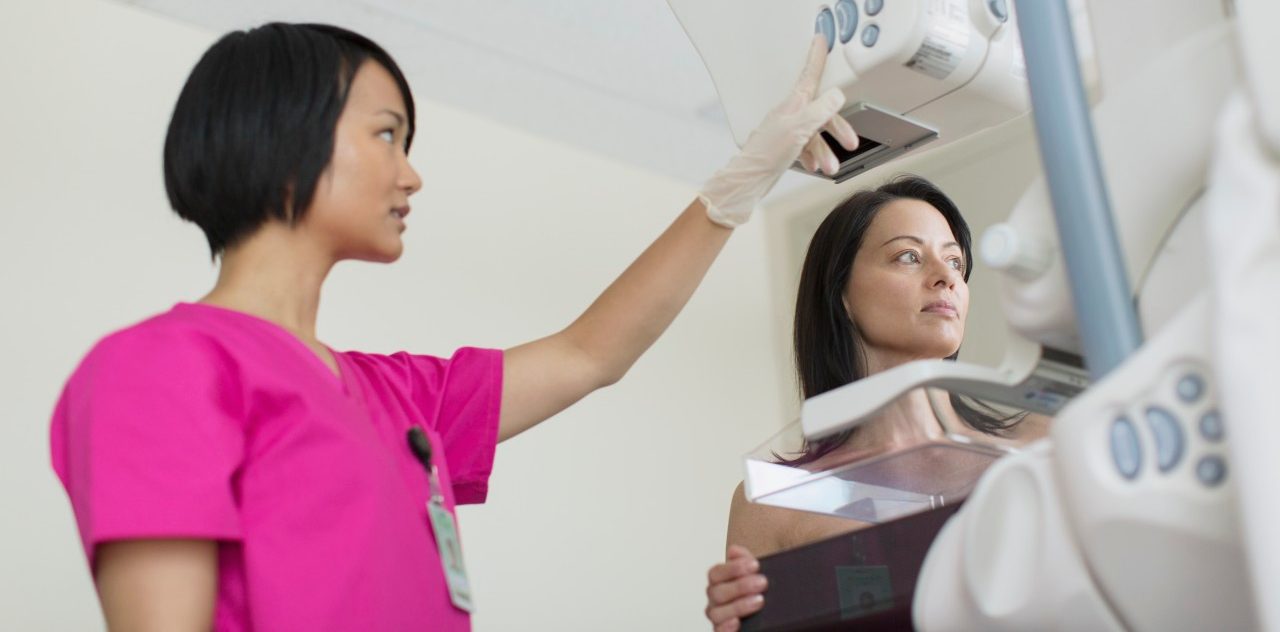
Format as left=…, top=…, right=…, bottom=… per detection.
left=705, top=545, right=767, bottom=632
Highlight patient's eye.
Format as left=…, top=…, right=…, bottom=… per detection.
left=896, top=251, right=921, bottom=264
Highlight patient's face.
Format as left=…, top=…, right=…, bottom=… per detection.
left=844, top=198, right=969, bottom=369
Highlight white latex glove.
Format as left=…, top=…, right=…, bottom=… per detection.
left=699, top=35, right=861, bottom=228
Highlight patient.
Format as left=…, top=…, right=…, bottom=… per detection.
left=703, top=175, right=1047, bottom=631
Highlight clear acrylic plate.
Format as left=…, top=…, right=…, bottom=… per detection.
left=744, top=388, right=1044, bottom=524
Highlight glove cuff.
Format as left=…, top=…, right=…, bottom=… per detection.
left=699, top=193, right=748, bottom=229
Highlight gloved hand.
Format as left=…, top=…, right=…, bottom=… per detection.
left=699, top=34, right=860, bottom=228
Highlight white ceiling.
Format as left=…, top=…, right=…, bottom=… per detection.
left=117, top=0, right=738, bottom=184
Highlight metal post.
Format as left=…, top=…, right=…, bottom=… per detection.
left=1014, top=0, right=1143, bottom=379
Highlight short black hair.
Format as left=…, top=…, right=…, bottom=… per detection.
left=163, top=23, right=415, bottom=257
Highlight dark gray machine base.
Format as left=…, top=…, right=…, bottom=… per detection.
left=741, top=504, right=961, bottom=632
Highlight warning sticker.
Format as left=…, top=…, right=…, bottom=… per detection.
left=905, top=0, right=971, bottom=80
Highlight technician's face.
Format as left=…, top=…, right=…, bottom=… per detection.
left=304, top=61, right=422, bottom=263
left=844, top=198, right=969, bottom=365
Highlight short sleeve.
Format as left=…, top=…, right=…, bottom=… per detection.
left=50, top=329, right=246, bottom=565
left=394, top=347, right=503, bottom=505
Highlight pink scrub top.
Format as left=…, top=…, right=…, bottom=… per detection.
left=50, top=303, right=503, bottom=631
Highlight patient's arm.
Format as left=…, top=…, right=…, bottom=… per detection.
left=704, top=483, right=782, bottom=631
left=727, top=482, right=786, bottom=557
left=707, top=483, right=867, bottom=630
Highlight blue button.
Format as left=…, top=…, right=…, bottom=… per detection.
left=1110, top=416, right=1141, bottom=480
left=816, top=8, right=836, bottom=51
left=1176, top=373, right=1205, bottom=403
left=835, top=0, right=858, bottom=44
left=1145, top=406, right=1185, bottom=472
left=862, top=23, right=880, bottom=47
left=1198, top=410, right=1225, bottom=442
left=866, top=0, right=884, bottom=16
left=988, top=0, right=1009, bottom=22
left=1196, top=455, right=1227, bottom=487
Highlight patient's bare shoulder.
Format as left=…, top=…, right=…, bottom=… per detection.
left=727, top=482, right=867, bottom=557
left=1013, top=412, right=1052, bottom=441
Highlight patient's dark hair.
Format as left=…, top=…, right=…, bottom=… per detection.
left=163, top=23, right=415, bottom=257
left=788, top=174, right=1021, bottom=465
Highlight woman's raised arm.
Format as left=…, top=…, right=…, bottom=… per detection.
left=497, top=35, right=858, bottom=441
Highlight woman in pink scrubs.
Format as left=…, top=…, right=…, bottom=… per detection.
left=49, top=23, right=857, bottom=631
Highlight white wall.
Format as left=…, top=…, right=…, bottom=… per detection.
left=0, top=1, right=787, bottom=629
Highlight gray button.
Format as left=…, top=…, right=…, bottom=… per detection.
left=835, top=0, right=858, bottom=44
left=1196, top=456, right=1227, bottom=487
left=1145, top=406, right=1185, bottom=472
left=816, top=8, right=836, bottom=51
left=866, top=0, right=884, bottom=16
left=1110, top=416, right=1141, bottom=480
left=1176, top=373, right=1205, bottom=403
left=862, top=23, right=880, bottom=47
left=1198, top=410, right=1225, bottom=442
left=987, top=0, right=1009, bottom=22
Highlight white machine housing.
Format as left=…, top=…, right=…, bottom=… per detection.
left=668, top=0, right=1078, bottom=182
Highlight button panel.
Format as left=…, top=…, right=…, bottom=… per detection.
left=1106, top=362, right=1228, bottom=490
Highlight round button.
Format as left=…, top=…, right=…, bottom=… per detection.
left=861, top=23, right=880, bottom=47
left=1110, top=416, right=1142, bottom=480
left=1176, top=373, right=1205, bottom=403
left=835, top=0, right=858, bottom=44
left=865, top=0, right=884, bottom=16
left=815, top=8, right=836, bottom=52
left=1144, top=406, right=1185, bottom=473
left=988, top=0, right=1009, bottom=22
left=1198, top=410, right=1225, bottom=442
left=1196, top=455, right=1227, bottom=487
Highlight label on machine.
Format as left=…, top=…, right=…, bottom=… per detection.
left=906, top=0, right=970, bottom=80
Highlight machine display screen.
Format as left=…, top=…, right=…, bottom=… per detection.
left=823, top=132, right=883, bottom=163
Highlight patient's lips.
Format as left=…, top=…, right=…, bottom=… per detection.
left=921, top=299, right=957, bottom=317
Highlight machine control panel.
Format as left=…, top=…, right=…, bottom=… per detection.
left=1106, top=364, right=1228, bottom=489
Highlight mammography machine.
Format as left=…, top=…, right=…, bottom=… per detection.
left=669, top=0, right=1278, bottom=629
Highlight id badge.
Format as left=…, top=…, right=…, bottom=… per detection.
left=407, top=425, right=475, bottom=613
left=427, top=497, right=474, bottom=612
